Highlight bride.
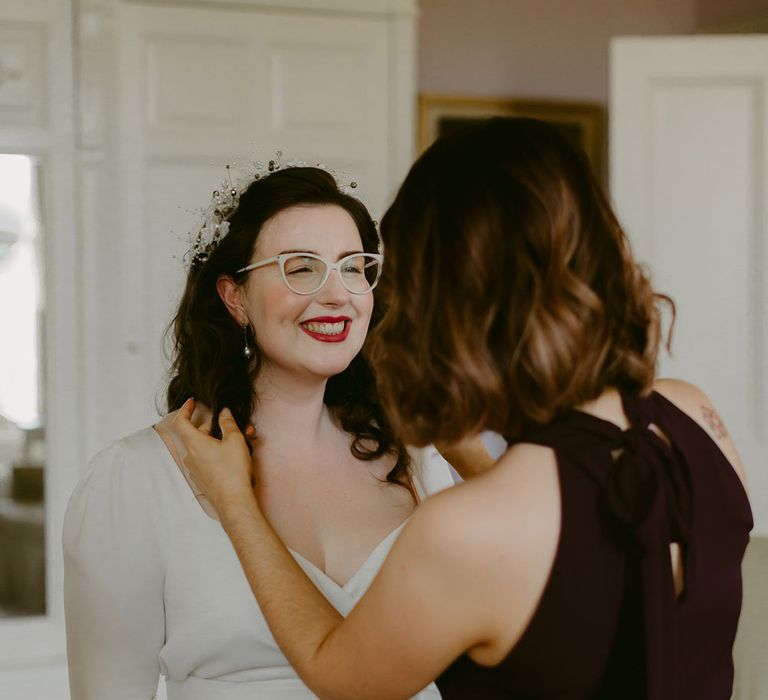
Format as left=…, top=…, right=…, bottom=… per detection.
left=63, top=164, right=454, bottom=699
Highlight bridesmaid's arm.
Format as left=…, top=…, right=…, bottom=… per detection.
left=652, top=378, right=749, bottom=495
left=174, top=401, right=513, bottom=700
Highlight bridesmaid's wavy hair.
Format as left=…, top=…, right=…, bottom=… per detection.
left=166, top=167, right=410, bottom=486
left=370, top=117, right=674, bottom=446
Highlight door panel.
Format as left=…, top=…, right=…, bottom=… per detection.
left=611, top=36, right=768, bottom=533
left=104, top=2, right=393, bottom=440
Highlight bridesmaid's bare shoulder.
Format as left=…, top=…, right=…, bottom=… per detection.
left=652, top=378, right=748, bottom=495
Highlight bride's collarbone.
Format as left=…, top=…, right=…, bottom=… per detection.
left=254, top=447, right=415, bottom=569
left=254, top=438, right=393, bottom=486
left=155, top=416, right=415, bottom=579
left=257, top=450, right=412, bottom=513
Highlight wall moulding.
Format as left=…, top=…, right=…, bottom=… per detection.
left=0, top=22, right=48, bottom=127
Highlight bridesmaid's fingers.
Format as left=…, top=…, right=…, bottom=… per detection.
left=174, top=398, right=200, bottom=442
left=176, top=398, right=195, bottom=424
left=218, top=407, right=244, bottom=440
left=191, top=401, right=214, bottom=429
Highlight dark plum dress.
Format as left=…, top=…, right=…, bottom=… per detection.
left=436, top=391, right=753, bottom=699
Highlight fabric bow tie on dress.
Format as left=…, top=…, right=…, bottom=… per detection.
left=591, top=413, right=691, bottom=700
left=604, top=425, right=691, bottom=553
left=520, top=396, right=692, bottom=700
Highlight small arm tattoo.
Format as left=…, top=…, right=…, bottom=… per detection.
left=702, top=406, right=728, bottom=439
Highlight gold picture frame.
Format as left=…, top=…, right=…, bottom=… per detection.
left=418, top=94, right=606, bottom=183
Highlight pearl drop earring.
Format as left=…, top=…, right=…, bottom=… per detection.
left=242, top=323, right=253, bottom=360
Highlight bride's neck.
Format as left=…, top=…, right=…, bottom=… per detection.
left=252, top=368, right=334, bottom=447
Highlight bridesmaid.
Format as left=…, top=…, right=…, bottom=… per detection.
left=178, top=118, right=752, bottom=700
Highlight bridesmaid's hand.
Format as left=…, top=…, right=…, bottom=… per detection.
left=174, top=399, right=256, bottom=513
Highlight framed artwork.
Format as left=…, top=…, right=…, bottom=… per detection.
left=418, top=94, right=606, bottom=183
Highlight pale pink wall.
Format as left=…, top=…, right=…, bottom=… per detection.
left=418, top=0, right=698, bottom=104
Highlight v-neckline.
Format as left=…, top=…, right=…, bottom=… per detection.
left=288, top=518, right=410, bottom=592
left=149, top=425, right=414, bottom=591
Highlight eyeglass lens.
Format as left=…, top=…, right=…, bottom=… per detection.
left=282, top=254, right=379, bottom=294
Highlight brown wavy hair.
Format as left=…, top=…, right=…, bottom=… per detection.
left=166, top=166, right=410, bottom=485
left=369, top=117, right=674, bottom=446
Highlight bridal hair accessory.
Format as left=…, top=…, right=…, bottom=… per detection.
left=186, top=151, right=370, bottom=268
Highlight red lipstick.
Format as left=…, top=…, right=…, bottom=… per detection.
left=299, top=316, right=351, bottom=343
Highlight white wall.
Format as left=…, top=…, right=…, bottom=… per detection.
left=0, top=0, right=78, bottom=694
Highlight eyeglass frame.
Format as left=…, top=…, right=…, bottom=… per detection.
left=235, top=251, right=383, bottom=295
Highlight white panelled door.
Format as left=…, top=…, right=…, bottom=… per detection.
left=610, top=36, right=768, bottom=534
left=85, top=1, right=411, bottom=449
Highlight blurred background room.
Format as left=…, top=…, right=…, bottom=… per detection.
left=0, top=0, right=766, bottom=696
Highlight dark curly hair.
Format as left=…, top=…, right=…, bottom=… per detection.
left=166, top=166, right=410, bottom=486
left=369, top=117, right=674, bottom=446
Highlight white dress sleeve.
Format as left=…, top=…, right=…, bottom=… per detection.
left=407, top=445, right=457, bottom=501
left=63, top=439, right=166, bottom=699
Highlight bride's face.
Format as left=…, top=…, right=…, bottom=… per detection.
left=240, top=204, right=374, bottom=383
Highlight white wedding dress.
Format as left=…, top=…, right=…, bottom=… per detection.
left=63, top=427, right=453, bottom=699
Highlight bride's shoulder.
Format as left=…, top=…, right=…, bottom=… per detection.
left=77, top=413, right=186, bottom=491
left=65, top=425, right=169, bottom=523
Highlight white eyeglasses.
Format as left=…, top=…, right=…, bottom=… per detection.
left=236, top=252, right=383, bottom=295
